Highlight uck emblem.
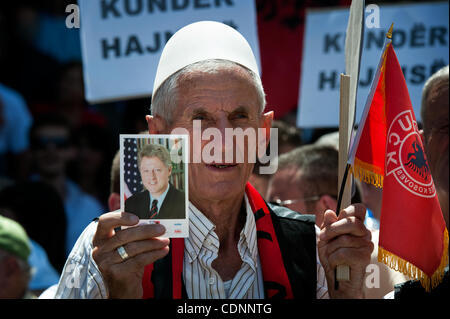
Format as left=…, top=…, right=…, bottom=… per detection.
left=404, top=139, right=430, bottom=181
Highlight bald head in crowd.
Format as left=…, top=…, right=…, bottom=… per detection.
left=420, top=65, right=449, bottom=228
left=267, top=144, right=338, bottom=227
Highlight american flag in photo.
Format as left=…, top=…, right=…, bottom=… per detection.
left=123, top=138, right=142, bottom=199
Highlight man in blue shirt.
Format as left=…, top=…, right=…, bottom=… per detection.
left=29, top=114, right=103, bottom=255
left=0, top=83, right=32, bottom=179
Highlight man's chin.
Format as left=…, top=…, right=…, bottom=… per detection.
left=145, top=184, right=168, bottom=196
left=195, top=180, right=246, bottom=201
left=146, top=186, right=159, bottom=194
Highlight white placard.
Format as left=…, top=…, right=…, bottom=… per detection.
left=78, top=0, right=260, bottom=103
left=297, top=2, right=449, bottom=128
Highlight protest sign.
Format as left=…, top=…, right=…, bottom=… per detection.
left=79, top=0, right=260, bottom=103
left=297, top=2, right=449, bottom=128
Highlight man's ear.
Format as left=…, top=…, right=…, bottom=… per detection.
left=262, top=111, right=274, bottom=145
left=146, top=115, right=167, bottom=134
left=258, top=111, right=274, bottom=154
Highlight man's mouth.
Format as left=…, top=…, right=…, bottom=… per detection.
left=206, top=163, right=238, bottom=169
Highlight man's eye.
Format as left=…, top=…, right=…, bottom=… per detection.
left=192, top=114, right=206, bottom=121
left=232, top=113, right=248, bottom=120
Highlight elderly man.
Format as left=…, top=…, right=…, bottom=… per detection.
left=125, top=144, right=185, bottom=219
left=390, top=65, right=449, bottom=299
left=53, top=21, right=372, bottom=299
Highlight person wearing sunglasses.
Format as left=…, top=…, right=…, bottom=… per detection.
left=29, top=114, right=103, bottom=256
left=267, top=144, right=339, bottom=228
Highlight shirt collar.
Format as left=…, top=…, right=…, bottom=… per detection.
left=185, top=194, right=258, bottom=265
left=185, top=203, right=216, bottom=263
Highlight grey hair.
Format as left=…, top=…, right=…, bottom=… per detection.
left=421, top=65, right=449, bottom=133
left=138, top=143, right=172, bottom=169
left=151, top=59, right=266, bottom=124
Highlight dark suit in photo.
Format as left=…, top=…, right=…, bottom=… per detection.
left=125, top=184, right=186, bottom=219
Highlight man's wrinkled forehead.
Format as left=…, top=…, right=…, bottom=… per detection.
left=174, top=69, right=261, bottom=116
left=176, top=64, right=257, bottom=95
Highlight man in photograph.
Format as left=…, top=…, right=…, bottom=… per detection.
left=125, top=143, right=185, bottom=219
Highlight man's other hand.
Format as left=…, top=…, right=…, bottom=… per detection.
left=318, top=203, right=373, bottom=299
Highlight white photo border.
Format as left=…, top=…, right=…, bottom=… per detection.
left=119, top=134, right=189, bottom=238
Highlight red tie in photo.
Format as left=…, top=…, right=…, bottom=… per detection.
left=149, top=199, right=158, bottom=218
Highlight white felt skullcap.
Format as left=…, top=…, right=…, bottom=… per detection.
left=152, top=21, right=259, bottom=98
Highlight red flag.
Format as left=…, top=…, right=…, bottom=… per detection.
left=349, top=30, right=448, bottom=291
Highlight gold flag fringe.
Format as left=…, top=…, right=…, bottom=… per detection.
left=378, top=228, right=449, bottom=292
left=350, top=159, right=384, bottom=188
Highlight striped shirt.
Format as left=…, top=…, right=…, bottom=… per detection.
left=184, top=196, right=265, bottom=298
left=52, top=197, right=329, bottom=299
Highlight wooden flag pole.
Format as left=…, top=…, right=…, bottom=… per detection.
left=336, top=74, right=352, bottom=285
left=338, top=74, right=353, bottom=211
left=334, top=0, right=365, bottom=289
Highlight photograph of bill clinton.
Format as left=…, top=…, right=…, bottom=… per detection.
left=125, top=143, right=185, bottom=219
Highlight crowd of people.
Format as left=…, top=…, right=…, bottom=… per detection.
left=0, top=2, right=448, bottom=300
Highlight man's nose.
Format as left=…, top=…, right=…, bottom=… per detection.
left=215, top=117, right=234, bottom=160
